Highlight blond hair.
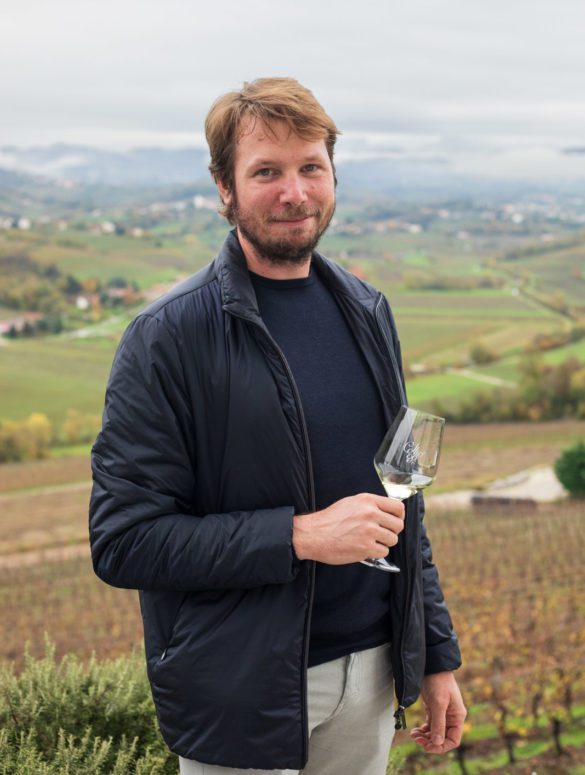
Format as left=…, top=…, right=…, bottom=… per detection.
left=205, top=78, right=339, bottom=222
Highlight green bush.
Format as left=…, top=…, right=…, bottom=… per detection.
left=554, top=441, right=585, bottom=497
left=0, top=729, right=169, bottom=775
left=469, top=342, right=498, bottom=366
left=0, top=640, right=176, bottom=774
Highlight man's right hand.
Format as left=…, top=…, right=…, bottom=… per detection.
left=292, top=493, right=405, bottom=564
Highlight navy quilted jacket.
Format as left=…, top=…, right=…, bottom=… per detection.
left=89, top=230, right=461, bottom=770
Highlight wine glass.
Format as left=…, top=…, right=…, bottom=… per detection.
left=362, top=406, right=445, bottom=573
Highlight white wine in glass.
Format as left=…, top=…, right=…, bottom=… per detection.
left=362, top=406, right=445, bottom=573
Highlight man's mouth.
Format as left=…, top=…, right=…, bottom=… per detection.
left=269, top=212, right=317, bottom=224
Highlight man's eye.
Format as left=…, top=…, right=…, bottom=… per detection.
left=303, top=164, right=319, bottom=173
left=255, top=168, right=274, bottom=177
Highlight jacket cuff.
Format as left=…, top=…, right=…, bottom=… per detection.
left=254, top=504, right=302, bottom=584
left=288, top=510, right=303, bottom=574
left=424, top=635, right=462, bottom=675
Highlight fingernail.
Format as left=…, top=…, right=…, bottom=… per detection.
left=432, top=736, right=443, bottom=745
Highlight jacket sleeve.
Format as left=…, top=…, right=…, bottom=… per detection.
left=418, top=495, right=462, bottom=674
left=89, top=313, right=301, bottom=592
left=381, top=296, right=462, bottom=674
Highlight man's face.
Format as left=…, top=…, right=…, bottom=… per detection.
left=217, top=119, right=336, bottom=266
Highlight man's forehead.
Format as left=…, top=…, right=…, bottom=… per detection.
left=236, top=117, right=325, bottom=150
left=237, top=117, right=292, bottom=145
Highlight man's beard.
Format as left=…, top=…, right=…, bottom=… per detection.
left=233, top=201, right=335, bottom=266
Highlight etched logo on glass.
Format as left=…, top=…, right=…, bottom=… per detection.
left=404, top=441, right=420, bottom=466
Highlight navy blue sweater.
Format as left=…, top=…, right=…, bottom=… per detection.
left=250, top=267, right=392, bottom=666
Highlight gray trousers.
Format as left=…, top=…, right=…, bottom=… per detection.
left=179, top=642, right=395, bottom=775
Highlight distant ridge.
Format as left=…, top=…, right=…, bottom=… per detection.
left=2, top=143, right=585, bottom=199
left=0, top=144, right=211, bottom=186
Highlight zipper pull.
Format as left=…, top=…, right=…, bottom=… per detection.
left=394, top=705, right=407, bottom=730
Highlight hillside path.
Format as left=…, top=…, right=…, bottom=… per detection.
left=445, top=367, right=517, bottom=388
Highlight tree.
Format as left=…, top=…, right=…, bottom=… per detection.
left=62, top=275, right=83, bottom=295
left=554, top=442, right=585, bottom=497
left=469, top=342, right=498, bottom=365
left=107, top=276, right=129, bottom=288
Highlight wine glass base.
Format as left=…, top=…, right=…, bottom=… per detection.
left=361, top=558, right=401, bottom=573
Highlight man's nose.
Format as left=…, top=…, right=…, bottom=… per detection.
left=279, top=174, right=308, bottom=206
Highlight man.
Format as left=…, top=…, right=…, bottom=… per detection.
left=89, top=78, right=465, bottom=775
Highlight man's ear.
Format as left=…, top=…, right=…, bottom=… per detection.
left=216, top=177, right=232, bottom=207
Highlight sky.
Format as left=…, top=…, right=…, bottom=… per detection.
left=2, top=0, right=585, bottom=180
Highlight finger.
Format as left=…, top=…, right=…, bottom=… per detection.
left=410, top=724, right=430, bottom=737
left=429, top=707, right=447, bottom=747
left=410, top=730, right=431, bottom=744
left=441, top=738, right=460, bottom=754
left=411, top=737, right=431, bottom=750
left=374, top=524, right=402, bottom=548
left=371, top=541, right=396, bottom=559
left=372, top=495, right=405, bottom=518
left=445, top=718, right=465, bottom=748
left=410, top=725, right=431, bottom=745
left=377, top=514, right=406, bottom=535
left=412, top=737, right=443, bottom=754
left=411, top=732, right=454, bottom=755
left=427, top=739, right=460, bottom=755
left=368, top=543, right=392, bottom=560
left=413, top=722, right=464, bottom=754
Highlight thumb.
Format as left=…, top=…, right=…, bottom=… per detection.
left=430, top=708, right=446, bottom=746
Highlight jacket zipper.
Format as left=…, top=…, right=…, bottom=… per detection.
left=230, top=312, right=317, bottom=765
left=374, top=296, right=407, bottom=406
left=374, top=295, right=411, bottom=730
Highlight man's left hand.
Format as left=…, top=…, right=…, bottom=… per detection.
left=410, top=671, right=467, bottom=754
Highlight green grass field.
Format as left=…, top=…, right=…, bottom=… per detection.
left=390, top=288, right=558, bottom=316
left=542, top=337, right=585, bottom=364
left=475, top=338, right=585, bottom=381
left=0, top=337, right=116, bottom=424
left=503, top=239, right=585, bottom=310
left=1, top=220, right=583, bottom=425
left=1, top=230, right=215, bottom=288
left=406, top=372, right=496, bottom=406
left=390, top=287, right=562, bottom=366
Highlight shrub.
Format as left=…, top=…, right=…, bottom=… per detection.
left=554, top=441, right=585, bottom=497
left=59, top=409, right=101, bottom=445
left=0, top=728, right=170, bottom=775
left=469, top=342, right=498, bottom=365
left=0, top=640, right=176, bottom=774
left=0, top=413, right=52, bottom=463
left=433, top=357, right=585, bottom=424
left=0, top=411, right=102, bottom=461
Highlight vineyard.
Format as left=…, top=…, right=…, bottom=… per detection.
left=393, top=503, right=585, bottom=774
left=1, top=463, right=584, bottom=772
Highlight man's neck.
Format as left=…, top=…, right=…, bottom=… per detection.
left=237, top=229, right=312, bottom=280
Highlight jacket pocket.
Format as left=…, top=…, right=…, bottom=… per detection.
left=159, top=592, right=189, bottom=661
left=141, top=589, right=188, bottom=666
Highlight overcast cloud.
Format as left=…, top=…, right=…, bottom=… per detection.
left=2, top=0, right=585, bottom=179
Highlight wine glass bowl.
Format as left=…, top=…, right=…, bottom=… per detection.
left=362, top=406, right=445, bottom=573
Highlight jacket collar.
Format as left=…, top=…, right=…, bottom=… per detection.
left=216, top=229, right=379, bottom=322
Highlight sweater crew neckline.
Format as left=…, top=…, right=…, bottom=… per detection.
left=249, top=267, right=315, bottom=289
